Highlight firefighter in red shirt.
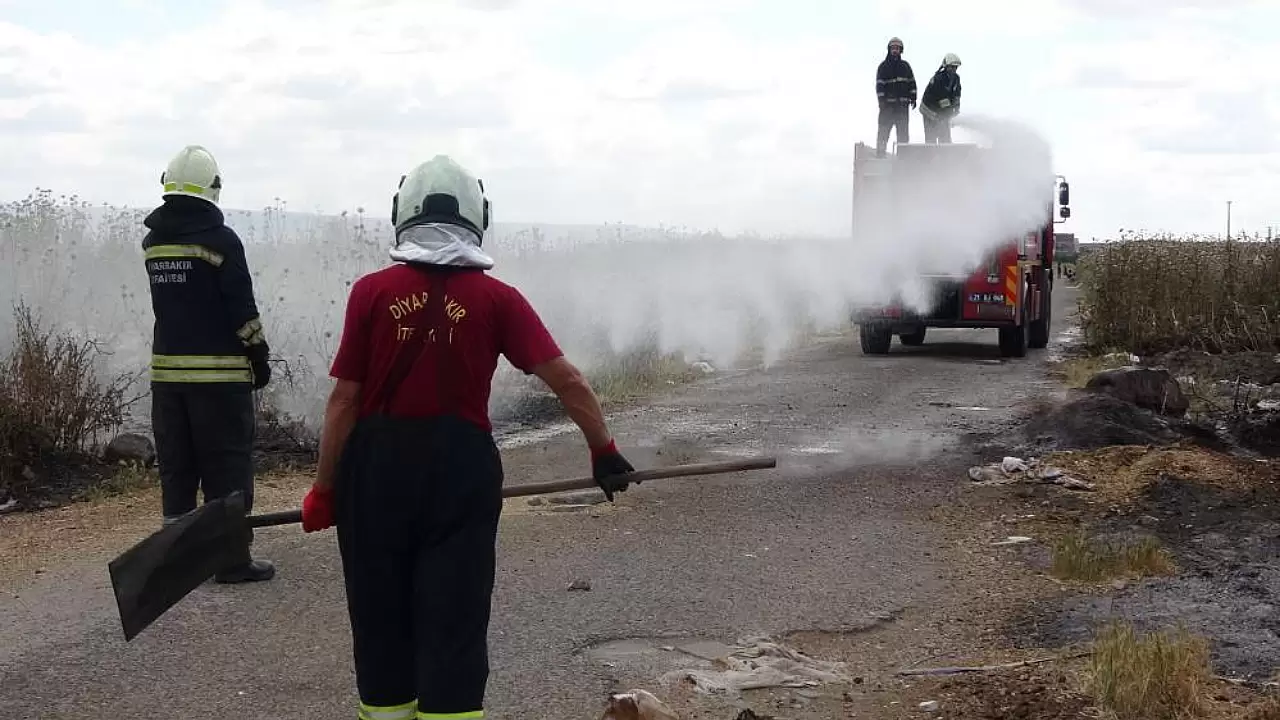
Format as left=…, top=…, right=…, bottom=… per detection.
left=299, top=155, right=636, bottom=719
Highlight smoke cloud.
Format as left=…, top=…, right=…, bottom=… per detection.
left=0, top=114, right=1057, bottom=432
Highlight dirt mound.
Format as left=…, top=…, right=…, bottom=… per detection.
left=1086, top=366, right=1190, bottom=416
left=1023, top=393, right=1184, bottom=452
left=1152, top=349, right=1280, bottom=386
left=1042, top=444, right=1275, bottom=505
left=1227, top=412, right=1280, bottom=457
left=915, top=669, right=1092, bottom=720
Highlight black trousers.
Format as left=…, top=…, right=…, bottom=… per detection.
left=335, top=413, right=504, bottom=717
left=152, top=385, right=256, bottom=521
left=923, top=115, right=953, bottom=144
left=876, top=104, right=910, bottom=154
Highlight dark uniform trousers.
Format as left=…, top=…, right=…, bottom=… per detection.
left=154, top=386, right=257, bottom=522
left=877, top=104, right=910, bottom=155
left=335, top=412, right=503, bottom=717
left=923, top=115, right=953, bottom=144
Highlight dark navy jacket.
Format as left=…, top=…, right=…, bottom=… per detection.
left=876, top=54, right=917, bottom=108
left=141, top=196, right=269, bottom=390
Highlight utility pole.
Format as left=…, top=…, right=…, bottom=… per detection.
left=1226, top=200, right=1232, bottom=240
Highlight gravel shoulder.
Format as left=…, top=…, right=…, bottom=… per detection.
left=2, top=286, right=1121, bottom=719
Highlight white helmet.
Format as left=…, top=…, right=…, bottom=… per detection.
left=391, top=155, right=490, bottom=240
left=161, top=145, right=222, bottom=205
left=943, top=53, right=961, bottom=67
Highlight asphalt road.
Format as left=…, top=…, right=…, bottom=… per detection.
left=1, top=286, right=1079, bottom=719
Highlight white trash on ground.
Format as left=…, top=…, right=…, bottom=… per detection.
left=599, top=689, right=680, bottom=720
left=968, top=456, right=1095, bottom=491
left=660, top=637, right=850, bottom=697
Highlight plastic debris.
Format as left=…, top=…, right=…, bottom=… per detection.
left=659, top=637, right=850, bottom=698
left=967, top=456, right=1095, bottom=491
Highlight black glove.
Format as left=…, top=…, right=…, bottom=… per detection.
left=247, top=344, right=271, bottom=391
left=591, top=440, right=636, bottom=502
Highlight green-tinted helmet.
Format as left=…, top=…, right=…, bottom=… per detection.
left=391, top=155, right=490, bottom=240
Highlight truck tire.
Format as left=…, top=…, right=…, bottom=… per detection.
left=998, top=322, right=1028, bottom=358
left=998, top=285, right=1030, bottom=358
left=1029, top=285, right=1051, bottom=350
left=860, top=324, right=892, bottom=355
left=899, top=327, right=927, bottom=346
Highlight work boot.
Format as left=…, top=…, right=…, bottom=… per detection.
left=215, top=558, right=276, bottom=584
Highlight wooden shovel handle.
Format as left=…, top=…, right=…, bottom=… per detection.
left=246, top=456, right=777, bottom=529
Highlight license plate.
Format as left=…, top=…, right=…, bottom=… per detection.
left=969, top=293, right=1005, bottom=304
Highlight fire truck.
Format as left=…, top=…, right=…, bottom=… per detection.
left=849, top=140, right=1071, bottom=358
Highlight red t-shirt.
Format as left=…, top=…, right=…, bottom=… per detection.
left=328, top=263, right=563, bottom=432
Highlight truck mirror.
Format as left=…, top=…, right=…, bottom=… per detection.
left=1060, top=206, right=1072, bottom=220
left=1058, top=182, right=1070, bottom=206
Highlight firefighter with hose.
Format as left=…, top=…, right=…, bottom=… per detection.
left=920, top=53, right=963, bottom=144
left=299, top=155, right=636, bottom=719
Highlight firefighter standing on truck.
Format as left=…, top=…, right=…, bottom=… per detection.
left=142, top=144, right=276, bottom=584
left=875, top=36, right=917, bottom=158
left=921, top=53, right=962, bottom=144
left=298, top=154, right=637, bottom=719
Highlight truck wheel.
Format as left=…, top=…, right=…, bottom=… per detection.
left=1028, top=290, right=1051, bottom=350
left=860, top=324, right=892, bottom=355
left=899, top=327, right=927, bottom=346
left=998, top=323, right=1028, bottom=358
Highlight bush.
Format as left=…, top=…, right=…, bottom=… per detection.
left=0, top=302, right=139, bottom=500
left=1079, top=234, right=1280, bottom=355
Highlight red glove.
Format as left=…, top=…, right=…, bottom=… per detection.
left=301, top=486, right=334, bottom=533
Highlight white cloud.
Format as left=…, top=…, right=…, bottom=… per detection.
left=0, top=0, right=1276, bottom=238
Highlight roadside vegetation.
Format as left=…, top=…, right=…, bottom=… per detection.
left=1050, top=532, right=1175, bottom=583
left=1077, top=233, right=1280, bottom=356
left=1084, top=622, right=1213, bottom=720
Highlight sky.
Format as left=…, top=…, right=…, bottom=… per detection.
left=0, top=0, right=1276, bottom=241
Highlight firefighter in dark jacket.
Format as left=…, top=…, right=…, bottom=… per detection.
left=142, top=144, right=275, bottom=584
left=299, top=154, right=637, bottom=719
left=875, top=36, right=917, bottom=157
left=921, top=53, right=962, bottom=144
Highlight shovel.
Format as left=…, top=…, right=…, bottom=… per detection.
left=108, top=456, right=777, bottom=641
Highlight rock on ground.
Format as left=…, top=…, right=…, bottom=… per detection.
left=103, top=433, right=156, bottom=466
left=1085, top=366, right=1189, bottom=417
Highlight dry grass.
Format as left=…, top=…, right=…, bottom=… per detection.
left=1051, top=532, right=1176, bottom=582
left=1239, top=699, right=1280, bottom=720
left=1042, top=444, right=1276, bottom=506
left=1051, top=353, right=1136, bottom=388
left=1084, top=622, right=1213, bottom=719
left=0, top=301, right=141, bottom=500
left=78, top=461, right=159, bottom=503
left=1078, top=235, right=1280, bottom=355
left=586, top=349, right=701, bottom=405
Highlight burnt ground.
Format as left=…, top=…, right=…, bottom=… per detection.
left=1019, top=466, right=1280, bottom=681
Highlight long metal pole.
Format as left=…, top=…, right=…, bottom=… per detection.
left=1226, top=200, right=1232, bottom=240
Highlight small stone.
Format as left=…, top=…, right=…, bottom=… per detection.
left=567, top=579, right=591, bottom=591
left=547, top=490, right=606, bottom=506
left=919, top=700, right=940, bottom=712
left=1245, top=604, right=1274, bottom=620
left=526, top=497, right=544, bottom=506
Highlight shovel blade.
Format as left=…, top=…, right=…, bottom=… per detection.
left=108, top=492, right=251, bottom=642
